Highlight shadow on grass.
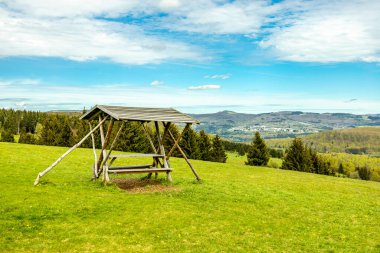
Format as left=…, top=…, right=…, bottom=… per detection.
left=112, top=178, right=180, bottom=193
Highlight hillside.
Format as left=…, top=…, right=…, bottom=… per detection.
left=1, top=143, right=379, bottom=252
left=267, top=127, right=380, bottom=156
left=191, top=111, right=380, bottom=142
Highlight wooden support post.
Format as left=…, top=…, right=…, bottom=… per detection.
left=98, top=115, right=107, bottom=173
left=89, top=122, right=98, bottom=179
left=168, top=128, right=201, bottom=181
left=155, top=121, right=172, bottom=182
left=141, top=122, right=163, bottom=178
left=34, top=116, right=109, bottom=186
left=96, top=117, right=114, bottom=181
left=160, top=122, right=171, bottom=179
left=101, top=121, right=125, bottom=182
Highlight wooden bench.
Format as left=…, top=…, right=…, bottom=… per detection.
left=109, top=164, right=152, bottom=170
left=109, top=154, right=164, bottom=158
left=108, top=167, right=172, bottom=174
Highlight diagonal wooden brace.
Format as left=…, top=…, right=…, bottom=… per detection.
left=167, top=128, right=201, bottom=181
left=34, top=116, right=109, bottom=186
left=167, top=123, right=189, bottom=159
left=141, top=122, right=163, bottom=168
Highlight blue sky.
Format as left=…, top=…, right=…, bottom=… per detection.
left=0, top=0, right=379, bottom=114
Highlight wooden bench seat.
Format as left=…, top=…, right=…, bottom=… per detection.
left=109, top=154, right=164, bottom=158
left=108, top=168, right=172, bottom=174
left=109, top=164, right=152, bottom=170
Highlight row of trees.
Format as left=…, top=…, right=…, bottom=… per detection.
left=244, top=132, right=375, bottom=181
left=281, top=138, right=333, bottom=175
left=245, top=131, right=334, bottom=175
left=0, top=109, right=228, bottom=163
left=0, top=109, right=42, bottom=135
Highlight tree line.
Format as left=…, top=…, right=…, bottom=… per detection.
left=245, top=131, right=379, bottom=181
left=0, top=109, right=228, bottom=163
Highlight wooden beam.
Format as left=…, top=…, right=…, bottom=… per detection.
left=141, top=122, right=163, bottom=169
left=168, top=128, right=201, bottom=181
left=155, top=121, right=172, bottom=182
left=167, top=123, right=189, bottom=159
left=101, top=121, right=125, bottom=182
left=96, top=118, right=114, bottom=181
left=161, top=122, right=171, bottom=147
left=89, top=122, right=98, bottom=179
left=141, top=122, right=157, bottom=153
left=99, top=115, right=107, bottom=164
left=34, top=116, right=109, bottom=186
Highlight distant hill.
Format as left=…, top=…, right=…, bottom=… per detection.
left=191, top=111, right=380, bottom=142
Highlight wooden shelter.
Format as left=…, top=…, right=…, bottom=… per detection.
left=34, top=105, right=201, bottom=185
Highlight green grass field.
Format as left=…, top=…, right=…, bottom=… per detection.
left=1, top=143, right=379, bottom=252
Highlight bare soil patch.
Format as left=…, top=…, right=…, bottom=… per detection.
left=112, top=178, right=179, bottom=193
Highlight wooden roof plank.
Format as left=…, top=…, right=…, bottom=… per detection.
left=80, top=105, right=199, bottom=124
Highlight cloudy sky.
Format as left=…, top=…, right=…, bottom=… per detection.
left=0, top=0, right=379, bottom=113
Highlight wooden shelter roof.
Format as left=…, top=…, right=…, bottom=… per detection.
left=80, top=105, right=199, bottom=124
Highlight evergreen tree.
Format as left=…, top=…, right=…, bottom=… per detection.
left=281, top=138, right=312, bottom=172
left=357, top=166, right=372, bottom=180
left=246, top=131, right=269, bottom=166
left=210, top=135, right=227, bottom=163
left=180, top=127, right=200, bottom=159
left=0, top=130, right=14, bottom=142
left=115, top=121, right=151, bottom=153
left=39, top=115, right=74, bottom=147
left=237, top=145, right=246, bottom=156
left=39, top=115, right=58, bottom=146
left=18, top=132, right=36, bottom=144
left=198, top=130, right=212, bottom=161
left=59, top=117, right=74, bottom=146
left=309, top=147, right=330, bottom=175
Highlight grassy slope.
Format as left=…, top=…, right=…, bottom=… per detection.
left=0, top=143, right=379, bottom=252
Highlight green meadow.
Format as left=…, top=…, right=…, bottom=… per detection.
left=1, top=142, right=379, bottom=252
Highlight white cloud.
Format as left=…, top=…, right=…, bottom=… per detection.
left=0, top=78, right=41, bottom=86
left=260, top=0, right=380, bottom=63
left=188, top=84, right=221, bottom=90
left=150, top=80, right=163, bottom=86
left=0, top=0, right=379, bottom=64
left=205, top=74, right=230, bottom=80
left=0, top=2, right=205, bottom=65
left=161, top=0, right=274, bottom=35
left=1, top=0, right=142, bottom=18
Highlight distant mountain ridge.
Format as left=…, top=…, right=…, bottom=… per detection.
left=190, top=111, right=380, bottom=142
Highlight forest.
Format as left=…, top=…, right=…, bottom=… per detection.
left=267, top=127, right=380, bottom=156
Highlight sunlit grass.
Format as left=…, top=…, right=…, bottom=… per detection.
left=1, top=143, right=379, bottom=252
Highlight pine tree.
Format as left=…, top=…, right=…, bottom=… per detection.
left=0, top=130, right=14, bottom=142
left=210, top=135, right=227, bottom=163
left=180, top=127, right=200, bottom=159
left=39, top=115, right=58, bottom=146
left=246, top=131, right=269, bottom=166
left=281, top=138, right=312, bottom=172
left=198, top=130, right=212, bottom=161
left=115, top=121, right=151, bottom=153
left=18, top=132, right=36, bottom=144
left=59, top=117, right=74, bottom=146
